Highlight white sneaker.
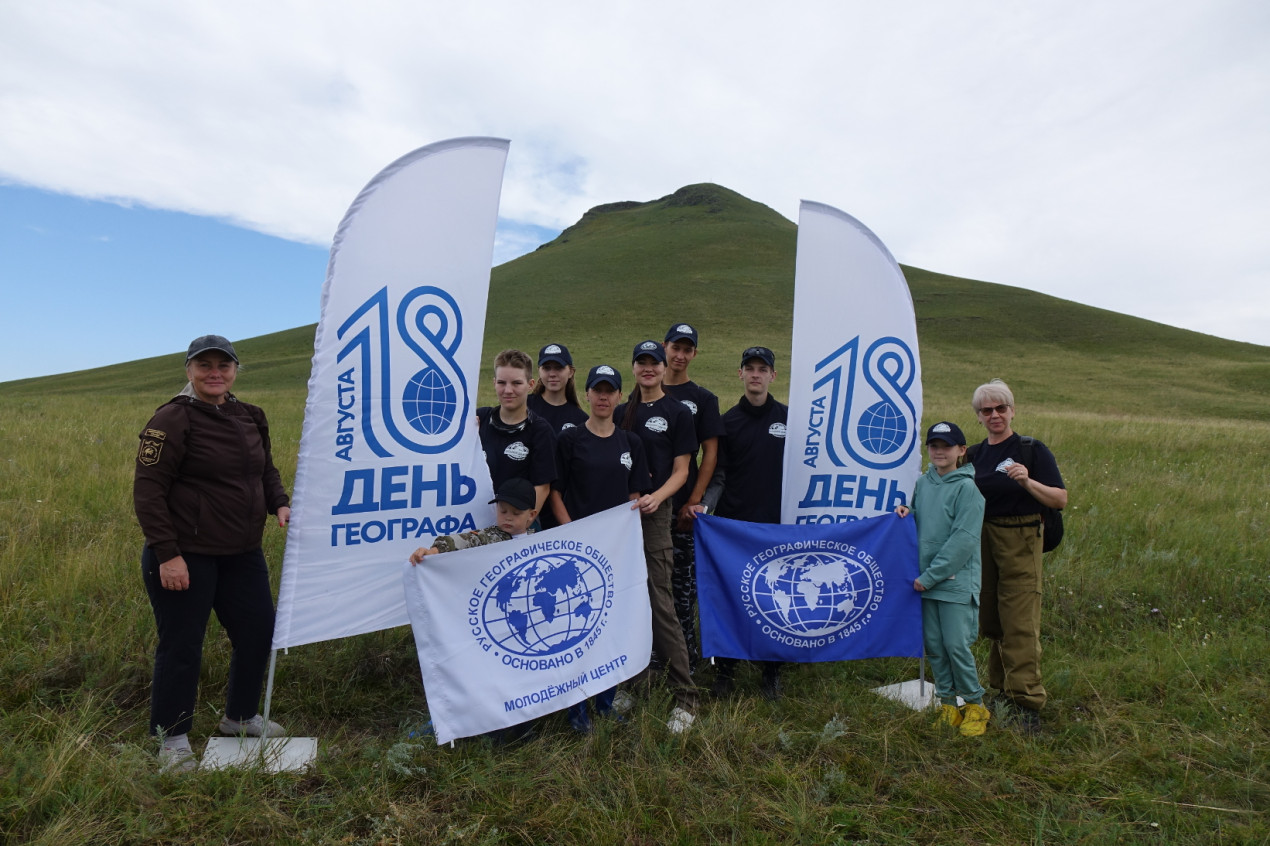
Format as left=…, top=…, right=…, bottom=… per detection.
left=667, top=707, right=695, bottom=734
left=159, top=736, right=197, bottom=773
left=218, top=714, right=285, bottom=737
left=610, top=690, right=636, bottom=714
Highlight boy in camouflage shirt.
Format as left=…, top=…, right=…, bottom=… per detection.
left=410, top=477, right=538, bottom=563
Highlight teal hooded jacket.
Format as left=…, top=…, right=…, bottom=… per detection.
left=911, top=462, right=985, bottom=604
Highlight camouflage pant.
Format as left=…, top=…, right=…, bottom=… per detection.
left=671, top=529, right=700, bottom=666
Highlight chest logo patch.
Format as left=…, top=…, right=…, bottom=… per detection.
left=769, top=422, right=787, bottom=439
left=680, top=399, right=698, bottom=415
left=504, top=442, right=530, bottom=461
left=620, top=451, right=633, bottom=470
left=644, top=416, right=669, bottom=434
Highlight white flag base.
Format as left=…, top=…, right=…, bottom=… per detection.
left=201, top=736, right=318, bottom=772
left=872, top=678, right=965, bottom=711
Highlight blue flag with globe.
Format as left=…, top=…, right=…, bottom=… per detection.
left=695, top=513, right=921, bottom=663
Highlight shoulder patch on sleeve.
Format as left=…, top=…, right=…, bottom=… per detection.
left=137, top=438, right=164, bottom=466
left=144, top=429, right=166, bottom=440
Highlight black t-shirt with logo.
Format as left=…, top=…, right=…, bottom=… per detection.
left=662, top=380, right=724, bottom=512
left=527, top=393, right=589, bottom=436
left=553, top=425, right=652, bottom=520
left=475, top=407, right=557, bottom=494
left=970, top=433, right=1064, bottom=519
left=615, top=395, right=697, bottom=494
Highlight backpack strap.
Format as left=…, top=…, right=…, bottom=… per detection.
left=1017, top=435, right=1035, bottom=470
left=966, top=439, right=986, bottom=463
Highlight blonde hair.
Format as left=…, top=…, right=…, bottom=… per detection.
left=971, top=378, right=1014, bottom=412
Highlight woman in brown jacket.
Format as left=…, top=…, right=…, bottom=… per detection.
left=134, top=335, right=291, bottom=772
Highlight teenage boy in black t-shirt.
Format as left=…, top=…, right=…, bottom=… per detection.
left=475, top=349, right=556, bottom=516
left=662, top=323, right=724, bottom=667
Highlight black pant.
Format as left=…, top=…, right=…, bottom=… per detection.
left=141, top=546, right=275, bottom=737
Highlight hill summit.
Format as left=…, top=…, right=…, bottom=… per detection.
left=540, top=183, right=793, bottom=250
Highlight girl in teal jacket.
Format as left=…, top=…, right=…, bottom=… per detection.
left=897, top=421, right=989, bottom=737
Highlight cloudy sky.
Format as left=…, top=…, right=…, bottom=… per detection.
left=2, top=1, right=1267, bottom=381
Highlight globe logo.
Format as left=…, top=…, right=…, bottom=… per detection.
left=504, top=441, right=529, bottom=461
left=681, top=400, right=698, bottom=415
left=768, top=422, right=787, bottom=439
left=483, top=553, right=608, bottom=657
left=645, top=416, right=668, bottom=433
left=403, top=367, right=458, bottom=436
left=856, top=400, right=907, bottom=456
left=750, top=550, right=875, bottom=637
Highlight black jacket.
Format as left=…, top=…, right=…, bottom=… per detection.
left=134, top=394, right=289, bottom=561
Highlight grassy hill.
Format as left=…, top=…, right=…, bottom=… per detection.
left=11, top=183, right=1267, bottom=422
left=2, top=184, right=1268, bottom=843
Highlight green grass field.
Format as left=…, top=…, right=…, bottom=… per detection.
left=2, top=185, right=1267, bottom=844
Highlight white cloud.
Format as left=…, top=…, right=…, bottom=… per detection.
left=1, top=0, right=1267, bottom=344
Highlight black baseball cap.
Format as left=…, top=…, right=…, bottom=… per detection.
left=537, top=344, right=572, bottom=367
left=632, top=340, right=667, bottom=364
left=740, top=346, right=776, bottom=368
left=186, top=334, right=239, bottom=363
left=925, top=421, right=966, bottom=446
left=585, top=364, right=622, bottom=391
left=664, top=323, right=699, bottom=346
left=489, top=477, right=537, bottom=511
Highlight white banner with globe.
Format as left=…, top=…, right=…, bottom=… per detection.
left=781, top=201, right=923, bottom=525
left=404, top=504, right=651, bottom=744
left=274, top=138, right=508, bottom=650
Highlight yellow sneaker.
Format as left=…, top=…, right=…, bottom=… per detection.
left=933, top=704, right=963, bottom=728
left=959, top=703, right=991, bottom=737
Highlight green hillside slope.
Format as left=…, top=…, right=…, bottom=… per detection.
left=8, top=183, right=1268, bottom=422
left=3, top=184, right=1269, bottom=842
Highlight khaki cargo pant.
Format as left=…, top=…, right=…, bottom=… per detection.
left=631, top=506, right=699, bottom=712
left=979, top=515, right=1047, bottom=711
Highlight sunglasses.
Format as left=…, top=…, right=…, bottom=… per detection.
left=977, top=404, right=1010, bottom=416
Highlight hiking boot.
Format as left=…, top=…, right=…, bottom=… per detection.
left=158, top=736, right=197, bottom=773
left=218, top=714, right=285, bottom=738
left=567, top=702, right=593, bottom=734
left=667, top=707, right=695, bottom=734
left=759, top=667, right=782, bottom=702
left=959, top=703, right=991, bottom=737
left=710, top=673, right=735, bottom=699
left=1015, top=707, right=1041, bottom=736
left=933, top=704, right=964, bottom=729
